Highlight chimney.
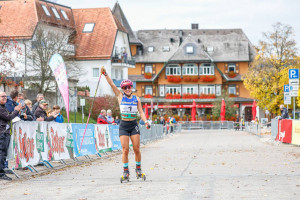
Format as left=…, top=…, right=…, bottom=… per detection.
left=191, top=23, right=199, bottom=30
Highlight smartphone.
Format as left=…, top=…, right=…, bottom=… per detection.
left=19, top=99, right=25, bottom=107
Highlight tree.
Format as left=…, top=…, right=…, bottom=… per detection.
left=26, top=26, right=80, bottom=94
left=212, top=89, right=237, bottom=120
left=87, top=95, right=120, bottom=120
left=243, top=22, right=299, bottom=115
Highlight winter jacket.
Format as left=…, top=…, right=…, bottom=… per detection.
left=32, top=101, right=40, bottom=114
left=281, top=108, right=289, bottom=119
left=55, top=113, right=64, bottom=123
left=34, top=106, right=55, bottom=122
left=5, top=96, right=18, bottom=113
left=0, top=104, right=19, bottom=134
left=97, top=114, right=111, bottom=124
left=20, top=105, right=34, bottom=121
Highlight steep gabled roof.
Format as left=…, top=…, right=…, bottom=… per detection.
left=112, top=2, right=140, bottom=44
left=73, top=7, right=127, bottom=60
left=169, top=34, right=211, bottom=62
left=135, top=29, right=255, bottom=63
left=0, top=0, right=75, bottom=39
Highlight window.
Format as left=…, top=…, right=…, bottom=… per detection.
left=199, top=63, right=214, bottom=75
left=166, top=65, right=181, bottom=75
left=216, top=85, right=222, bottom=96
left=93, top=68, right=99, bottom=78
left=51, top=7, right=61, bottom=19
left=163, top=46, right=170, bottom=52
left=182, top=64, right=198, bottom=75
left=183, top=85, right=198, bottom=94
left=199, top=85, right=215, bottom=94
left=41, top=5, right=51, bottom=16
left=145, top=86, right=153, bottom=95
left=166, top=86, right=181, bottom=94
left=148, top=46, right=154, bottom=52
left=83, top=23, right=95, bottom=33
left=228, top=63, right=236, bottom=72
left=160, top=85, right=164, bottom=96
left=186, top=46, right=194, bottom=54
left=145, top=64, right=152, bottom=73
left=228, top=85, right=236, bottom=94
left=60, top=9, right=69, bottom=20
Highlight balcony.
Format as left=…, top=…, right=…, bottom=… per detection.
left=111, top=55, right=136, bottom=68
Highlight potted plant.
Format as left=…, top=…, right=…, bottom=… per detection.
left=144, top=72, right=152, bottom=79
left=183, top=75, right=198, bottom=82
left=167, top=75, right=181, bottom=83
left=200, top=75, right=215, bottom=82
left=144, top=94, right=153, bottom=98
left=228, top=71, right=237, bottom=78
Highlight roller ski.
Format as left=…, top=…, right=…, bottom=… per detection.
left=136, top=166, right=146, bottom=181
left=120, top=168, right=130, bottom=183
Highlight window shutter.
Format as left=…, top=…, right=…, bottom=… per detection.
left=152, top=64, right=156, bottom=74
left=142, top=85, right=145, bottom=96
left=225, top=63, right=228, bottom=73
left=141, top=64, right=145, bottom=75
left=153, top=85, right=156, bottom=97
left=236, top=63, right=239, bottom=73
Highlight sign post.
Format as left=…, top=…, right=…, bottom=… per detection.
left=80, top=99, right=85, bottom=124
left=289, top=69, right=299, bottom=119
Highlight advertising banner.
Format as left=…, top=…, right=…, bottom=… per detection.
left=49, top=53, right=70, bottom=122
left=108, top=125, right=121, bottom=151
left=71, top=124, right=97, bottom=157
left=12, top=122, right=40, bottom=168
left=94, top=124, right=111, bottom=152
left=276, top=119, right=292, bottom=143
left=292, top=120, right=300, bottom=145
left=46, top=123, right=71, bottom=160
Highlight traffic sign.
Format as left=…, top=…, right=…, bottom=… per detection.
left=290, top=91, right=298, bottom=97
left=289, top=69, right=299, bottom=79
left=284, top=85, right=290, bottom=92
left=290, top=85, right=299, bottom=91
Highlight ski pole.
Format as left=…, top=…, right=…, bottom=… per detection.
left=79, top=70, right=103, bottom=153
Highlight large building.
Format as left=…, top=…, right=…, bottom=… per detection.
left=128, top=28, right=256, bottom=121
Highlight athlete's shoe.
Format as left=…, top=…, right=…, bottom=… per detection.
left=123, top=168, right=130, bottom=178
left=135, top=166, right=142, bottom=176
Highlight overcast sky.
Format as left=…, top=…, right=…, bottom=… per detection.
left=57, top=0, right=300, bottom=50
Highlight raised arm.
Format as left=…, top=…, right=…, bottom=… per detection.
left=101, top=67, right=122, bottom=99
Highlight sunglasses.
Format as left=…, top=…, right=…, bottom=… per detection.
left=122, top=86, right=132, bottom=90
left=0, top=96, right=7, bottom=98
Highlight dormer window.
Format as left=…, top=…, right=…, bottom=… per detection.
left=51, top=7, right=61, bottom=19
left=186, top=46, right=194, bottom=54
left=41, top=5, right=51, bottom=17
left=207, top=46, right=214, bottom=52
left=148, top=46, right=154, bottom=52
left=162, top=46, right=170, bottom=52
left=61, top=9, right=69, bottom=21
left=83, top=23, right=95, bottom=33
left=228, top=63, right=236, bottom=72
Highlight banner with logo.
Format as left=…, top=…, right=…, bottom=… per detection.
left=71, top=124, right=97, bottom=157
left=292, top=120, right=300, bottom=145
left=12, top=122, right=40, bottom=168
left=45, top=123, right=71, bottom=160
left=49, top=53, right=69, bottom=122
left=108, top=125, right=121, bottom=151
left=94, top=124, right=111, bottom=152
left=276, top=119, right=292, bottom=143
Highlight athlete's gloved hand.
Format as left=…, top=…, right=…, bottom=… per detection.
left=145, top=122, right=151, bottom=129
left=101, top=66, right=107, bottom=76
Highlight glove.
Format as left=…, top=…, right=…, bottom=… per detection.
left=145, top=122, right=151, bottom=129
left=101, top=66, right=107, bottom=76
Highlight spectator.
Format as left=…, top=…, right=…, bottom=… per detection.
left=107, top=109, right=113, bottom=123
left=18, top=93, right=34, bottom=121
left=170, top=117, right=174, bottom=134
left=0, top=91, right=22, bottom=181
left=280, top=105, right=289, bottom=119
left=24, top=99, right=33, bottom=111
left=32, top=93, right=44, bottom=114
left=154, top=118, right=159, bottom=124
left=97, top=109, right=111, bottom=124
left=53, top=105, right=64, bottom=123
left=160, top=116, right=166, bottom=126
left=241, top=117, right=245, bottom=131
left=34, top=100, right=57, bottom=121
left=114, top=116, right=121, bottom=125
left=5, top=90, right=19, bottom=113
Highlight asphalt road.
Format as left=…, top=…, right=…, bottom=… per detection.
left=1, top=130, right=299, bottom=200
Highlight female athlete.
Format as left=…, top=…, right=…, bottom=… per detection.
left=101, top=67, right=150, bottom=180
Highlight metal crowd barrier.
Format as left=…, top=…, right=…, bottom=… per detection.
left=244, top=122, right=262, bottom=136
left=179, top=121, right=234, bottom=130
